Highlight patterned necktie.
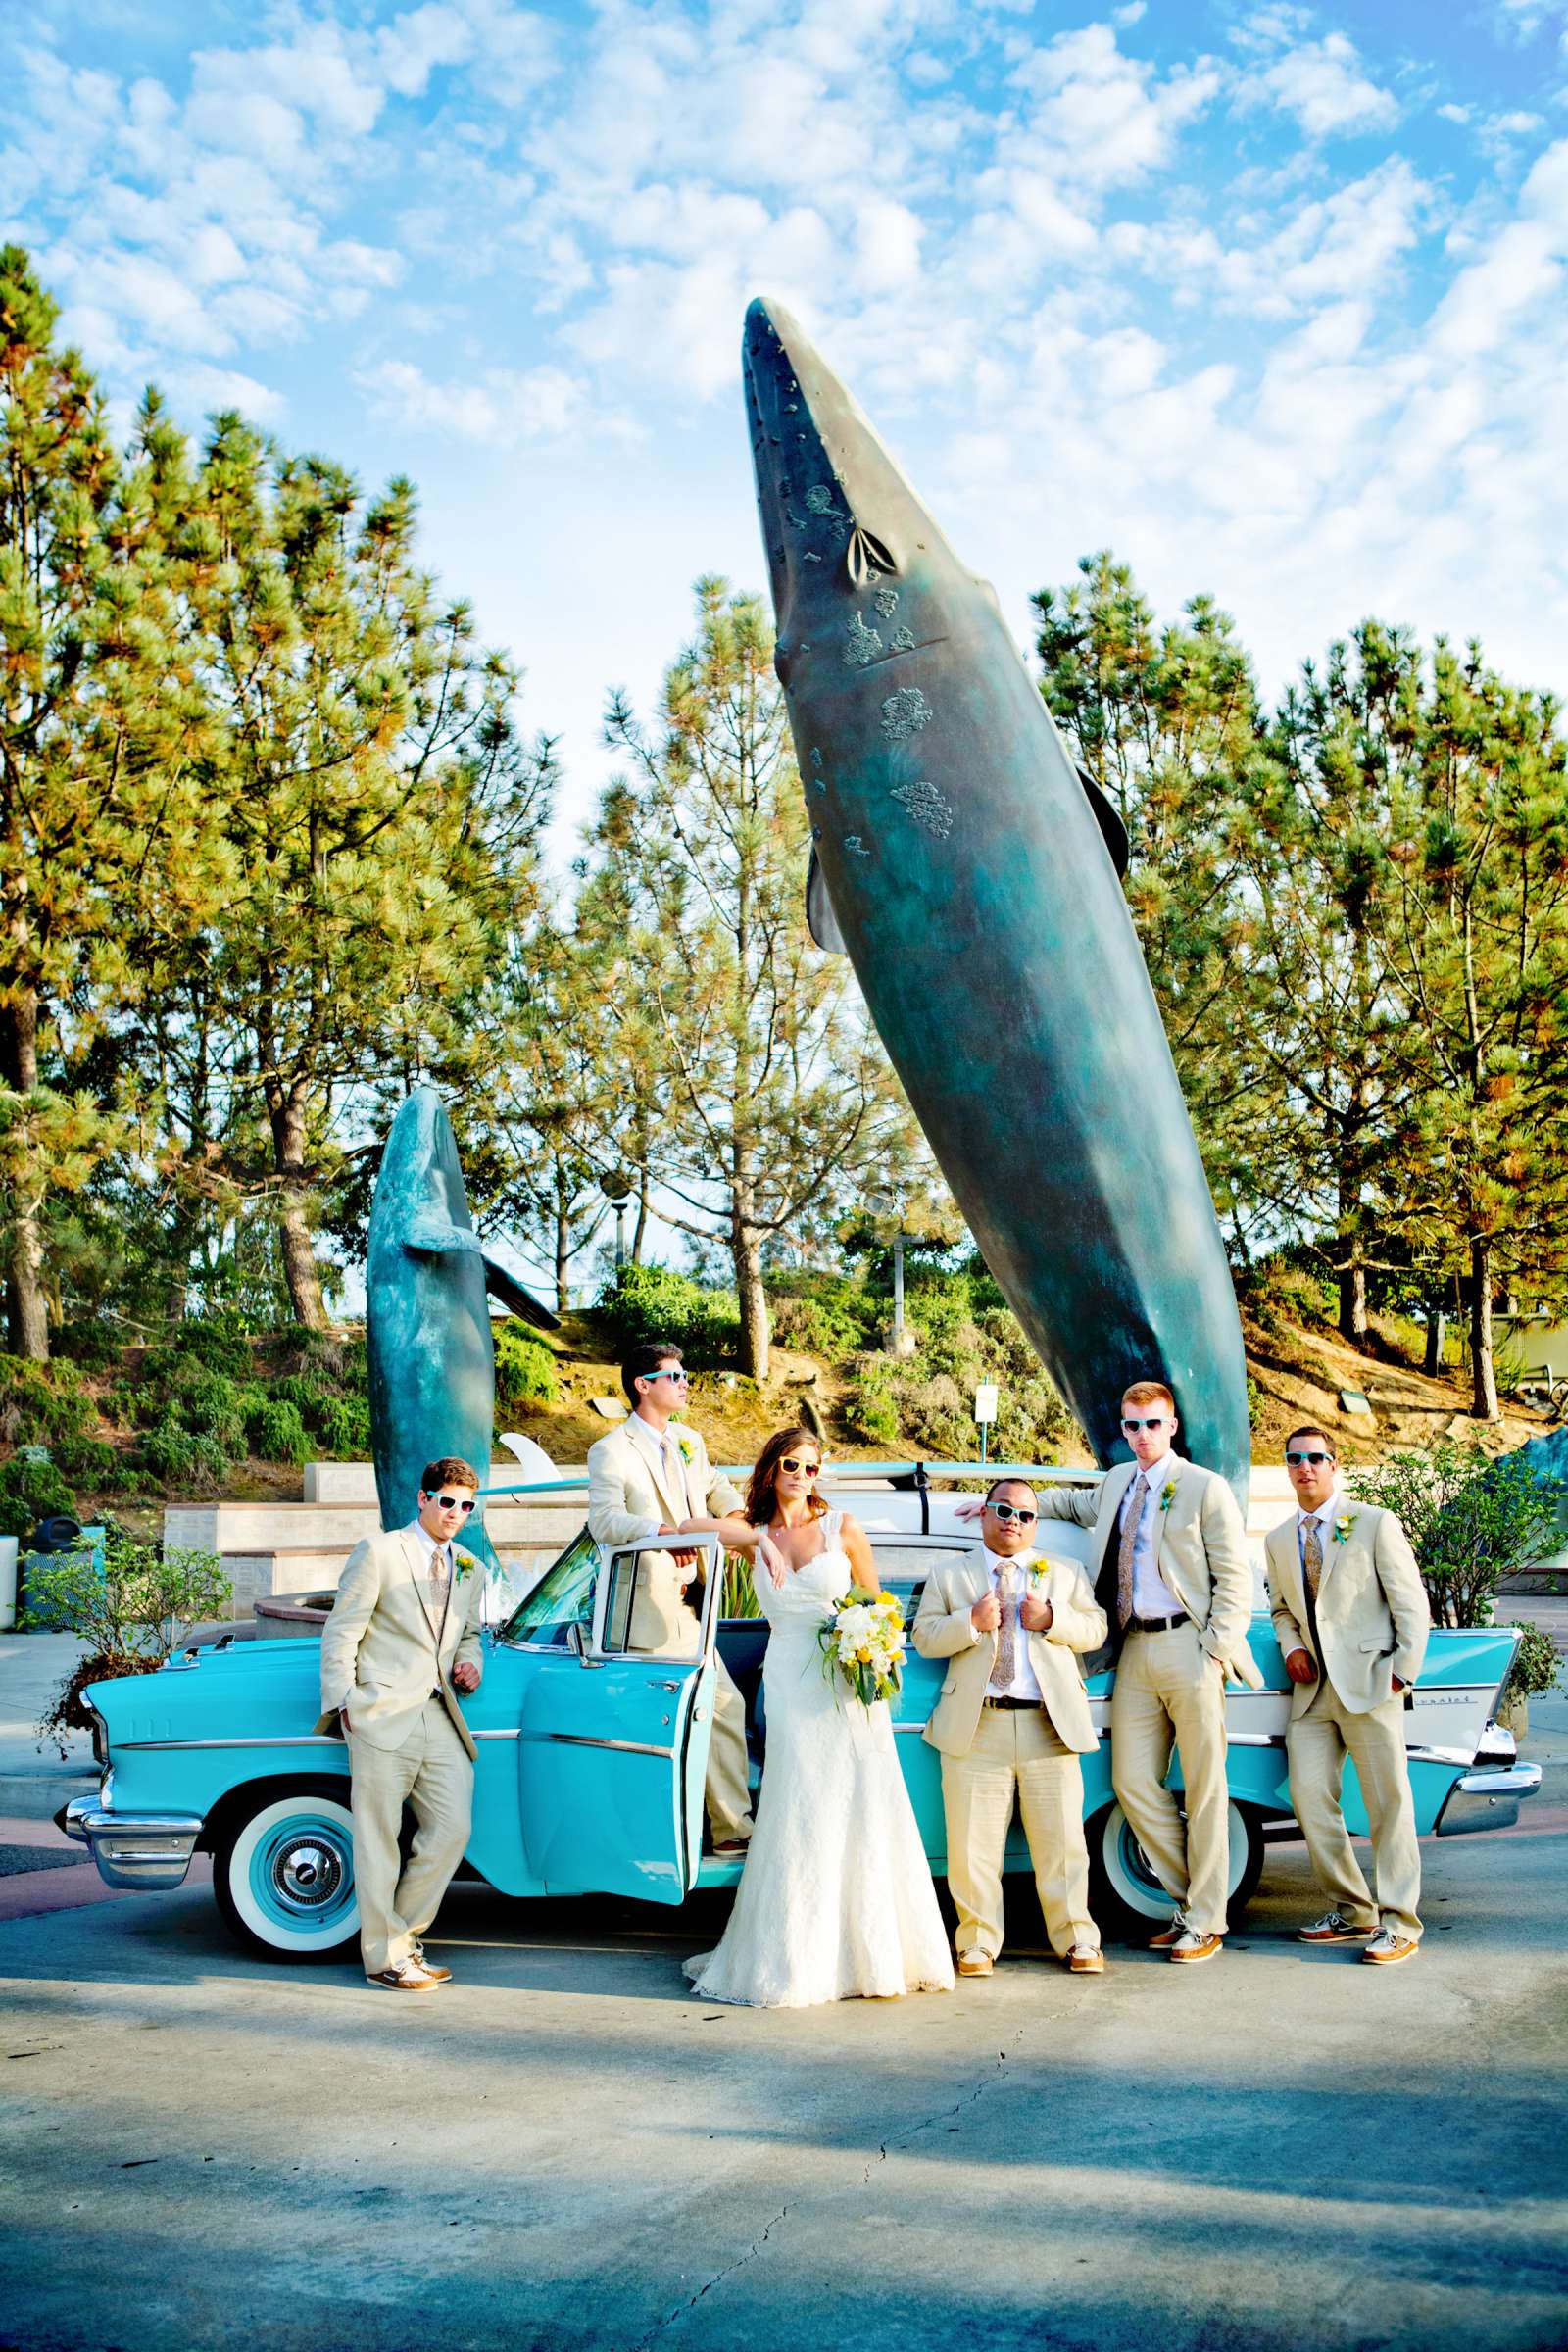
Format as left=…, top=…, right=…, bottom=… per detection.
left=993, top=1564, right=1017, bottom=1686
left=427, top=1543, right=450, bottom=1620
left=1116, top=1474, right=1148, bottom=1629
left=1302, top=1516, right=1324, bottom=1599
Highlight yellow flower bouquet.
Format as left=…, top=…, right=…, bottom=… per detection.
left=817, top=1589, right=907, bottom=1707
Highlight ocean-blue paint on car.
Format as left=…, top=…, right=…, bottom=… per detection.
left=61, top=1525, right=1541, bottom=1956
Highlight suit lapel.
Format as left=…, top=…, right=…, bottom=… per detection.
left=631, top=1422, right=686, bottom=1522
left=406, top=1530, right=441, bottom=1642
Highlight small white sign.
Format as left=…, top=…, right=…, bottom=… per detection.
left=973, top=1383, right=999, bottom=1425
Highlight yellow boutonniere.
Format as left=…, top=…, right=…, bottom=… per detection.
left=1332, top=1513, right=1355, bottom=1545
left=1158, top=1478, right=1179, bottom=1513
left=675, top=1431, right=696, bottom=1463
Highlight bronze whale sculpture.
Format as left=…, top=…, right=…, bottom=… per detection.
left=742, top=297, right=1251, bottom=1499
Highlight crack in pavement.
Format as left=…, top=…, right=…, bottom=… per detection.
left=862, top=2029, right=1027, bottom=2183
left=628, top=2201, right=794, bottom=2350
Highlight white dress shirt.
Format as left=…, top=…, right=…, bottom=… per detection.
left=1119, top=1451, right=1182, bottom=1617
left=1296, top=1487, right=1345, bottom=1564
left=983, top=1548, right=1044, bottom=1703
left=626, top=1411, right=690, bottom=1540
left=408, top=1520, right=453, bottom=1626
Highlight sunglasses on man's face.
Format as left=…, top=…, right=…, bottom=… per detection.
left=427, top=1494, right=476, bottom=1514
left=988, top=1501, right=1037, bottom=1525
left=1286, top=1450, right=1335, bottom=1468
left=1122, top=1415, right=1169, bottom=1433
left=778, top=1456, right=820, bottom=1477
left=643, top=1369, right=689, bottom=1386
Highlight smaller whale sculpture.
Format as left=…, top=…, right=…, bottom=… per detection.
left=367, top=1087, right=558, bottom=1555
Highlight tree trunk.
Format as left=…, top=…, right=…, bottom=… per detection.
left=1468, top=1237, right=1499, bottom=1421
left=270, top=1094, right=327, bottom=1330
left=631, top=1167, right=650, bottom=1266
left=733, top=1207, right=769, bottom=1382
left=1423, top=1305, right=1445, bottom=1379
left=554, top=1195, right=571, bottom=1316
left=1338, top=1260, right=1367, bottom=1343
left=0, top=991, right=49, bottom=1360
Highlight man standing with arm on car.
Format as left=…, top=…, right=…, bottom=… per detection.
left=586, top=1342, right=754, bottom=1858
left=316, top=1456, right=487, bottom=1992
left=1029, top=1379, right=1260, bottom=1963
left=1265, top=1427, right=1430, bottom=1966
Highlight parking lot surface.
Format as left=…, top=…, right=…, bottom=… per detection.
left=2, top=1703, right=1565, bottom=2352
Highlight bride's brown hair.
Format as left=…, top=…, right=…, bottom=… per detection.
left=745, top=1426, right=827, bottom=1527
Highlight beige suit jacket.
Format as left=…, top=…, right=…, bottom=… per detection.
left=912, top=1549, right=1108, bottom=1757
left=1036, top=1455, right=1263, bottom=1689
left=1265, top=1501, right=1430, bottom=1717
left=586, top=1418, right=745, bottom=1656
left=316, top=1526, right=487, bottom=1762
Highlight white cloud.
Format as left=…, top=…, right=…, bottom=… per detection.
left=359, top=356, right=591, bottom=444
left=1241, top=31, right=1399, bottom=139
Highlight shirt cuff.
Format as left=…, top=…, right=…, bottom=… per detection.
left=638, top=1516, right=663, bottom=1541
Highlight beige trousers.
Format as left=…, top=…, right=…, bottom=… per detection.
left=1111, top=1622, right=1231, bottom=1936
left=348, top=1696, right=473, bottom=1977
left=940, top=1703, right=1099, bottom=1959
left=1288, top=1682, right=1422, bottom=1942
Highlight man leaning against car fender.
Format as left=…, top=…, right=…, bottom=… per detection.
left=1265, top=1427, right=1430, bottom=1967
left=316, top=1455, right=487, bottom=1991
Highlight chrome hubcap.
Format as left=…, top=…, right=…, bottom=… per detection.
left=275, top=1837, right=343, bottom=1909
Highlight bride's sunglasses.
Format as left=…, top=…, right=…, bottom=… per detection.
left=778, top=1456, right=820, bottom=1477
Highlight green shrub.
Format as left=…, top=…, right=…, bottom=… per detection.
left=1503, top=1619, right=1563, bottom=1706
left=23, top=1524, right=231, bottom=1754
left=100, top=1382, right=139, bottom=1429
left=0, top=1455, right=77, bottom=1539
left=1350, top=1444, right=1566, bottom=1628
left=595, top=1262, right=741, bottom=1369
left=55, top=1318, right=123, bottom=1372
left=845, top=1354, right=902, bottom=1446
left=494, top=1324, right=559, bottom=1409
left=767, top=1279, right=876, bottom=1359
left=315, top=1395, right=371, bottom=1456
left=141, top=1423, right=230, bottom=1488
left=170, top=1320, right=255, bottom=1380
left=178, top=1373, right=247, bottom=1448
left=270, top=1372, right=335, bottom=1416
left=52, top=1435, right=123, bottom=1489
left=0, top=1355, right=94, bottom=1446
left=247, top=1397, right=312, bottom=1466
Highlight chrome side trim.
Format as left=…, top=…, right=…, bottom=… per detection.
left=520, top=1730, right=677, bottom=1761
left=1436, top=1761, right=1543, bottom=1837
left=471, top=1728, right=521, bottom=1741
left=116, top=1735, right=341, bottom=1751
left=893, top=1720, right=931, bottom=1737
left=1224, top=1733, right=1288, bottom=1749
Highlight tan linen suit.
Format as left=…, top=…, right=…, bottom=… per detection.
left=1037, top=1457, right=1258, bottom=1937
left=586, top=1418, right=752, bottom=1845
left=317, top=1526, right=486, bottom=1976
left=913, top=1551, right=1107, bottom=1960
left=1265, top=1501, right=1430, bottom=1942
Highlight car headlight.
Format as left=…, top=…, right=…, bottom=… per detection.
left=83, top=1702, right=109, bottom=1769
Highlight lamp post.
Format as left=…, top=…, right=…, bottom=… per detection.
left=600, top=1171, right=634, bottom=1270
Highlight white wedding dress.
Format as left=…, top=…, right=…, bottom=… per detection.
left=685, top=1512, right=956, bottom=2008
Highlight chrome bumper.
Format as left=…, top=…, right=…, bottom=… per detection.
left=59, top=1794, right=204, bottom=1888
left=1435, top=1760, right=1544, bottom=1836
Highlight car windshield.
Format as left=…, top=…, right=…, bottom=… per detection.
left=501, top=1529, right=599, bottom=1646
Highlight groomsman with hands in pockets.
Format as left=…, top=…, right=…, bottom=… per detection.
left=914, top=1477, right=1108, bottom=1977
left=1265, top=1427, right=1430, bottom=1966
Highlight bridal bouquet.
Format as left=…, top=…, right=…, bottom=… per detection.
left=818, top=1589, right=907, bottom=1707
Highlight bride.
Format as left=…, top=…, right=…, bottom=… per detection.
left=678, top=1426, right=955, bottom=2009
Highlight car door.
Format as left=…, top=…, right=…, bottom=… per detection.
left=516, top=1534, right=722, bottom=1901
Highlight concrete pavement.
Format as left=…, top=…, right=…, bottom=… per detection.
left=2, top=1697, right=1565, bottom=2352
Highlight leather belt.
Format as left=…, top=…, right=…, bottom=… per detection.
left=983, top=1693, right=1041, bottom=1710
left=1126, top=1612, right=1188, bottom=1634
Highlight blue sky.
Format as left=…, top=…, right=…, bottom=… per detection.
left=5, top=0, right=1568, bottom=847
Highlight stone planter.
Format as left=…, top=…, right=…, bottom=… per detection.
left=1495, top=1691, right=1528, bottom=1742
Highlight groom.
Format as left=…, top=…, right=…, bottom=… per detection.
left=914, top=1477, right=1107, bottom=1976
left=586, top=1341, right=754, bottom=1855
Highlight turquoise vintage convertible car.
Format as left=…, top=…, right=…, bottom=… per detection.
left=61, top=1518, right=1540, bottom=1957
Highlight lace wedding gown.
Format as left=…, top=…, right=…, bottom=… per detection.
left=685, top=1512, right=956, bottom=2008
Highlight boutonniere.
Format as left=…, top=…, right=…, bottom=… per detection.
left=675, top=1431, right=696, bottom=1463
left=1332, top=1513, right=1355, bottom=1546
left=453, top=1550, right=474, bottom=1581
left=1158, top=1478, right=1179, bottom=1513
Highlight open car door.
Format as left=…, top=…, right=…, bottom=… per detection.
left=516, top=1534, right=723, bottom=1902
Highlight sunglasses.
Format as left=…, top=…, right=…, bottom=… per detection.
left=1121, top=1415, right=1169, bottom=1432
left=988, top=1501, right=1037, bottom=1525
left=427, top=1494, right=476, bottom=1514
left=642, top=1369, right=689, bottom=1386
left=778, top=1456, right=821, bottom=1477
left=1286, top=1450, right=1335, bottom=1467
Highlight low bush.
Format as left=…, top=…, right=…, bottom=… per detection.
left=767, top=1279, right=877, bottom=1359
left=52, top=1435, right=123, bottom=1489
left=54, top=1318, right=123, bottom=1372
left=246, top=1397, right=312, bottom=1467
left=314, top=1394, right=372, bottom=1456
left=141, top=1423, right=230, bottom=1489
left=495, top=1324, right=559, bottom=1409
left=1350, top=1443, right=1566, bottom=1628
left=0, top=1355, right=95, bottom=1446
left=0, top=1454, right=78, bottom=1540
left=23, top=1524, right=231, bottom=1755
left=595, top=1262, right=741, bottom=1369
left=1504, top=1619, right=1563, bottom=1706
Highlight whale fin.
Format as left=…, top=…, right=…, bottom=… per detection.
left=806, top=847, right=848, bottom=954
left=403, top=1213, right=561, bottom=1330
left=1077, top=763, right=1129, bottom=878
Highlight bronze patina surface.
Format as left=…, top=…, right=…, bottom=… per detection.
left=743, top=297, right=1251, bottom=1499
